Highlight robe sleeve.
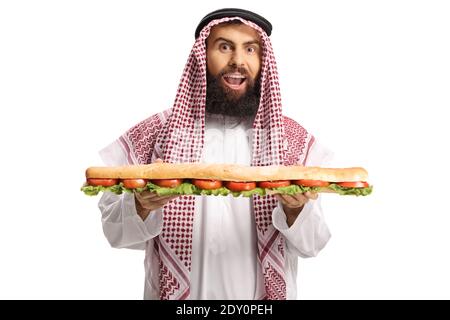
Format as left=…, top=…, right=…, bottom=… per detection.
left=98, top=192, right=163, bottom=250
left=272, top=198, right=330, bottom=257
left=96, top=137, right=164, bottom=250
left=272, top=139, right=333, bottom=257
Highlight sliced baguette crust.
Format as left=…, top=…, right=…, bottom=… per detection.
left=86, top=163, right=368, bottom=182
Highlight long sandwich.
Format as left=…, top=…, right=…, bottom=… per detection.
left=81, top=163, right=372, bottom=197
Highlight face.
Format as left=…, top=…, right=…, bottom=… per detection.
left=206, top=23, right=262, bottom=100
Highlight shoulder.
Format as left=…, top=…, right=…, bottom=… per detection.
left=283, top=116, right=315, bottom=165
left=282, top=116, right=334, bottom=166
left=121, top=109, right=172, bottom=164
left=100, top=109, right=173, bottom=166
left=283, top=115, right=309, bottom=136
left=128, top=109, right=171, bottom=134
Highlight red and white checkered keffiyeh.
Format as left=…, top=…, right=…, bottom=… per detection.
left=117, top=17, right=315, bottom=300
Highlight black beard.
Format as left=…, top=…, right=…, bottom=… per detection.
left=205, top=72, right=261, bottom=118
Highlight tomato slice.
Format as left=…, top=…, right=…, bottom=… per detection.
left=224, top=181, right=257, bottom=192
left=122, top=179, right=148, bottom=189
left=337, top=181, right=369, bottom=188
left=293, top=179, right=330, bottom=187
left=87, top=178, right=119, bottom=187
left=151, top=179, right=183, bottom=188
left=258, top=180, right=291, bottom=188
left=192, top=179, right=223, bottom=190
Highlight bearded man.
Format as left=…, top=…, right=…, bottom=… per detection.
left=98, top=8, right=332, bottom=300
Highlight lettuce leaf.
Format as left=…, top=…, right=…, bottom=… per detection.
left=328, top=183, right=373, bottom=196
left=81, top=183, right=124, bottom=196
left=146, top=182, right=199, bottom=196
left=198, top=187, right=231, bottom=196
left=81, top=185, right=102, bottom=196
left=264, top=184, right=326, bottom=195
left=81, top=181, right=373, bottom=197
left=232, top=188, right=266, bottom=198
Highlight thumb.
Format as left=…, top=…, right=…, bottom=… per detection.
left=155, top=158, right=164, bottom=163
left=305, top=191, right=318, bottom=200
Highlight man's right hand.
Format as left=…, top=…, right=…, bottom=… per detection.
left=134, top=191, right=178, bottom=221
left=133, top=157, right=178, bottom=221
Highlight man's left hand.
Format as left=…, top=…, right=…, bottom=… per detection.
left=275, top=192, right=318, bottom=227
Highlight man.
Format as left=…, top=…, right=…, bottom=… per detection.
left=98, top=8, right=331, bottom=300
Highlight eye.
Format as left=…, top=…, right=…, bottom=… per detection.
left=247, top=46, right=257, bottom=54
left=219, top=43, right=232, bottom=52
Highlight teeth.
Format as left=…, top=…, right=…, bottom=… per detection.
left=224, top=74, right=246, bottom=79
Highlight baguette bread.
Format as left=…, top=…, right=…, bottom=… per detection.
left=86, top=163, right=368, bottom=182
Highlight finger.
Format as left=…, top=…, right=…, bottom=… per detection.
left=290, top=194, right=308, bottom=208
left=275, top=194, right=284, bottom=203
left=139, top=194, right=178, bottom=206
left=154, top=158, right=164, bottom=163
left=275, top=194, right=289, bottom=204
left=135, top=191, right=160, bottom=201
left=140, top=190, right=172, bottom=198
left=291, top=193, right=308, bottom=203
left=304, top=191, right=318, bottom=200
left=277, top=194, right=298, bottom=207
left=279, top=193, right=310, bottom=208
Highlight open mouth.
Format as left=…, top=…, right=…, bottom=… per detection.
left=222, top=73, right=247, bottom=90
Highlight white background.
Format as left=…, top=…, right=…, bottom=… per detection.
left=1, top=0, right=449, bottom=299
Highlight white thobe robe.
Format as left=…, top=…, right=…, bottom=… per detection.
left=98, top=113, right=332, bottom=300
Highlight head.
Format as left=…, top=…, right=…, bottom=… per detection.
left=205, top=21, right=262, bottom=118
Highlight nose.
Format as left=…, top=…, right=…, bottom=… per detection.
left=229, top=49, right=245, bottom=68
